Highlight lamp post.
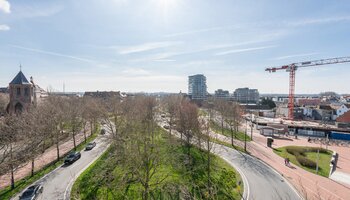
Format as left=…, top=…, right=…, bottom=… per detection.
left=244, top=118, right=247, bottom=152
left=250, top=113, right=253, bottom=141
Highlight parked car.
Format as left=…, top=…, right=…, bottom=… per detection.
left=100, top=128, right=106, bottom=135
left=19, top=184, right=43, bottom=200
left=85, top=142, right=96, bottom=150
left=64, top=152, right=81, bottom=165
left=163, top=125, right=170, bottom=129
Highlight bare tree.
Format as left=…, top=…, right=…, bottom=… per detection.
left=226, top=102, right=242, bottom=145
left=162, top=95, right=182, bottom=136
left=213, top=98, right=229, bottom=135
left=67, top=97, right=83, bottom=151
left=0, top=93, right=9, bottom=115
left=44, top=96, right=67, bottom=161
left=177, top=99, right=200, bottom=166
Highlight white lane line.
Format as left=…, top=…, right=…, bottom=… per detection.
left=63, top=143, right=110, bottom=200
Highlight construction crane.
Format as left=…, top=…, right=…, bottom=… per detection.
left=266, top=56, right=350, bottom=120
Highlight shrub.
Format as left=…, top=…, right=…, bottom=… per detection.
left=286, top=146, right=305, bottom=156
left=306, top=147, right=328, bottom=154
left=296, top=155, right=316, bottom=168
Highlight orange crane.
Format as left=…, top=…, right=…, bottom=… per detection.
left=266, top=56, right=350, bottom=120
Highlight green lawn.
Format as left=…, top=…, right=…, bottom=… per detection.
left=71, top=128, right=243, bottom=200
left=0, top=124, right=100, bottom=200
left=273, top=146, right=332, bottom=177
left=210, top=120, right=251, bottom=142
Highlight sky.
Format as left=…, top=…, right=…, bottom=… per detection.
left=1, top=0, right=350, bottom=94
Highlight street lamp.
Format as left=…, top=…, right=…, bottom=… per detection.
left=250, top=113, right=253, bottom=141
left=244, top=118, right=247, bottom=152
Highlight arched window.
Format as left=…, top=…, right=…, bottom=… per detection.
left=15, top=102, right=23, bottom=113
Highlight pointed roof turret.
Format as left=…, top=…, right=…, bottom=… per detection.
left=10, top=71, right=31, bottom=85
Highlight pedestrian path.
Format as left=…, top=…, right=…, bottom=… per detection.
left=209, top=126, right=350, bottom=200
left=331, top=171, right=350, bottom=187
left=0, top=126, right=92, bottom=189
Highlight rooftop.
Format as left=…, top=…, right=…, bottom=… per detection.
left=10, top=71, right=30, bottom=85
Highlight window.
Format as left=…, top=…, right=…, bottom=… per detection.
left=16, top=87, right=21, bottom=96
left=24, top=88, right=29, bottom=96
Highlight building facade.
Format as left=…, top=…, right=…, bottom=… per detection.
left=6, top=70, right=47, bottom=114
left=214, top=89, right=230, bottom=100
left=188, top=74, right=207, bottom=100
left=233, top=88, right=259, bottom=104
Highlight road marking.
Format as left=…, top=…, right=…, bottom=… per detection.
left=63, top=142, right=111, bottom=200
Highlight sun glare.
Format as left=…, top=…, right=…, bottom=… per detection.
left=152, top=0, right=181, bottom=16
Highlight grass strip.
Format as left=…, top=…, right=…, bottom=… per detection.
left=0, top=124, right=100, bottom=200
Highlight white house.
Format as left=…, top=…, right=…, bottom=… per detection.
left=331, top=104, right=350, bottom=120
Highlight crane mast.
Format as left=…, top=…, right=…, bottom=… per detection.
left=266, top=56, right=350, bottom=120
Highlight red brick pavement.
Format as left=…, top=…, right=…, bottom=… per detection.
left=210, top=127, right=350, bottom=200
left=0, top=127, right=91, bottom=189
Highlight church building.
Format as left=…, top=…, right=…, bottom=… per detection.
left=6, top=70, right=47, bottom=114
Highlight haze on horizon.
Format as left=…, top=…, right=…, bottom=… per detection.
left=1, top=0, right=350, bottom=94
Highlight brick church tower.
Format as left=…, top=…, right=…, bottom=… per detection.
left=7, top=70, right=36, bottom=114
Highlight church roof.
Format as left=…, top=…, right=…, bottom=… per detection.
left=10, top=71, right=31, bottom=85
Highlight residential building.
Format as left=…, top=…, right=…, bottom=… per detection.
left=214, top=89, right=230, bottom=100
left=297, top=98, right=321, bottom=107
left=336, top=110, right=350, bottom=129
left=84, top=91, right=124, bottom=100
left=331, top=104, right=350, bottom=119
left=233, top=87, right=259, bottom=104
left=188, top=74, right=207, bottom=100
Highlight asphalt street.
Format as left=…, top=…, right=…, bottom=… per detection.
left=158, top=116, right=301, bottom=200
left=13, top=126, right=110, bottom=200
left=212, top=143, right=301, bottom=200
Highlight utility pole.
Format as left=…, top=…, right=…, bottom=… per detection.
left=316, top=148, right=320, bottom=174
left=250, top=113, right=253, bottom=141
left=244, top=119, right=247, bottom=152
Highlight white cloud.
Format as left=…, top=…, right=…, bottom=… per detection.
left=164, top=26, right=234, bottom=37
left=0, top=0, right=10, bottom=13
left=121, top=68, right=151, bottom=76
left=0, top=24, right=10, bottom=31
left=215, top=45, right=277, bottom=56
left=10, top=45, right=95, bottom=63
left=287, top=16, right=350, bottom=27
left=270, top=53, right=319, bottom=61
left=115, top=41, right=181, bottom=55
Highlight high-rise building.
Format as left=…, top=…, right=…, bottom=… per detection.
left=233, top=87, right=259, bottom=104
left=188, top=74, right=207, bottom=100
left=214, top=89, right=230, bottom=100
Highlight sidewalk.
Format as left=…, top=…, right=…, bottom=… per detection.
left=0, top=127, right=91, bottom=189
left=209, top=127, right=350, bottom=200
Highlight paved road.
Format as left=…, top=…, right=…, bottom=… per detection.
left=158, top=116, right=301, bottom=200
left=13, top=127, right=110, bottom=200
left=211, top=143, right=301, bottom=200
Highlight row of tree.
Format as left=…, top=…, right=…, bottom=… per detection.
left=0, top=96, right=101, bottom=189
left=97, top=95, right=224, bottom=198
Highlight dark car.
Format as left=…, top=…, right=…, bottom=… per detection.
left=19, top=184, right=43, bottom=200
left=85, top=142, right=96, bottom=150
left=100, top=129, right=106, bottom=135
left=64, top=152, right=81, bottom=165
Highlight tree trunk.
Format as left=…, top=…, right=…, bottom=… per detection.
left=72, top=131, right=77, bottom=150
left=83, top=123, right=87, bottom=144
left=230, top=126, right=234, bottom=146
left=207, top=134, right=211, bottom=196
left=10, top=144, right=15, bottom=190
left=221, top=118, right=224, bottom=135
left=90, top=121, right=93, bottom=136
left=31, top=157, right=35, bottom=177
